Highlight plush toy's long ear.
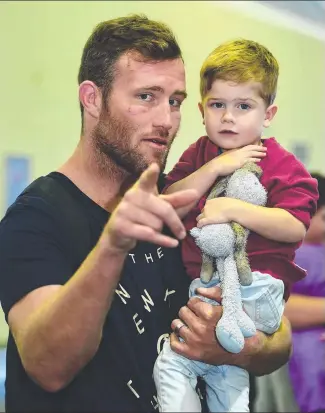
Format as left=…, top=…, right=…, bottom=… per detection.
left=200, top=253, right=214, bottom=283
left=231, top=222, right=253, bottom=286
left=241, top=161, right=263, bottom=179
left=207, top=176, right=230, bottom=200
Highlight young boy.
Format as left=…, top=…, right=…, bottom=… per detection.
left=153, top=39, right=319, bottom=412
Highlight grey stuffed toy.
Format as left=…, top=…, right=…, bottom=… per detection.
left=190, top=162, right=268, bottom=353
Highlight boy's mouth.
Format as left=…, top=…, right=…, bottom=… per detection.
left=219, top=130, right=238, bottom=134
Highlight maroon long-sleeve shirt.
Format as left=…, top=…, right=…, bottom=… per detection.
left=165, top=137, right=318, bottom=300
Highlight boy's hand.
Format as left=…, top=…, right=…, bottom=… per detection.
left=214, top=144, right=267, bottom=177
left=196, top=197, right=244, bottom=227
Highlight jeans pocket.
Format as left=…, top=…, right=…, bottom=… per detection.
left=254, top=289, right=282, bottom=333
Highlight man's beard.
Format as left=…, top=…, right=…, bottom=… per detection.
left=91, top=109, right=176, bottom=179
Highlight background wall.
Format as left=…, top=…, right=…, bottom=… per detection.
left=0, top=0, right=324, bottom=341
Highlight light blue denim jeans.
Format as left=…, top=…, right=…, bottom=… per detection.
left=154, top=271, right=285, bottom=412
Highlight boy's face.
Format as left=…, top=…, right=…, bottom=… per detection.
left=199, top=80, right=277, bottom=150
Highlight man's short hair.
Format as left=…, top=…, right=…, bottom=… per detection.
left=78, top=14, right=182, bottom=117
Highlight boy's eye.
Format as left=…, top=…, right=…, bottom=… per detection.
left=238, top=103, right=250, bottom=110
left=211, top=102, right=224, bottom=108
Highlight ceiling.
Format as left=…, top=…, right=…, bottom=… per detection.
left=259, top=1, right=325, bottom=27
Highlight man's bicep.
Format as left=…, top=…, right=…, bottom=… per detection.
left=0, top=204, right=73, bottom=320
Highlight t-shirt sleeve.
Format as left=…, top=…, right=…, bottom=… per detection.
left=0, top=199, right=73, bottom=320
left=164, top=141, right=199, bottom=190
left=266, top=157, right=318, bottom=229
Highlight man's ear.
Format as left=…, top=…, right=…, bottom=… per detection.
left=198, top=102, right=205, bottom=125
left=79, top=80, right=102, bottom=120
left=263, top=104, right=278, bottom=128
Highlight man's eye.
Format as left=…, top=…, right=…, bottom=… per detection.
left=138, top=93, right=153, bottom=102
left=169, top=99, right=181, bottom=107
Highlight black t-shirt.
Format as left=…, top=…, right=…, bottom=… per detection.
left=0, top=172, right=191, bottom=412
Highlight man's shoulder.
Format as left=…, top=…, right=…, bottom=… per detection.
left=0, top=172, right=91, bottom=253
left=1, top=175, right=54, bottom=223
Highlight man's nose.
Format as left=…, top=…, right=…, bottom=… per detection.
left=153, top=103, right=173, bottom=131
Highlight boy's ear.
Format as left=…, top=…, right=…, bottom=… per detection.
left=263, top=104, right=278, bottom=128
left=198, top=102, right=205, bottom=124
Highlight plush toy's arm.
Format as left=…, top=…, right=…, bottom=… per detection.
left=231, top=222, right=252, bottom=286
left=200, top=253, right=214, bottom=284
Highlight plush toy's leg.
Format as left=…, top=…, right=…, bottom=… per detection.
left=236, top=308, right=256, bottom=339
left=215, top=257, right=255, bottom=353
left=215, top=258, right=244, bottom=353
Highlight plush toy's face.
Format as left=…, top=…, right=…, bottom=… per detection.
left=190, top=224, right=236, bottom=258
left=226, top=170, right=267, bottom=206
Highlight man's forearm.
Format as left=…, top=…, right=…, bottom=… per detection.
left=230, top=316, right=292, bottom=376
left=284, top=294, right=325, bottom=329
left=16, top=238, right=127, bottom=391
left=230, top=202, right=306, bottom=243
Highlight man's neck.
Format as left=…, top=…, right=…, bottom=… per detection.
left=57, top=142, right=134, bottom=212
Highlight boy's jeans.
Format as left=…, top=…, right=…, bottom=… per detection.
left=154, top=272, right=285, bottom=412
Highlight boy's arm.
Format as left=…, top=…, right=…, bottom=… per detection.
left=165, top=156, right=221, bottom=209
left=165, top=159, right=219, bottom=220
left=198, top=164, right=319, bottom=243
left=166, top=145, right=267, bottom=218
left=234, top=204, right=306, bottom=243
left=197, top=198, right=306, bottom=242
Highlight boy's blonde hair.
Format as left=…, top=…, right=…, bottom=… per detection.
left=200, top=39, right=279, bottom=106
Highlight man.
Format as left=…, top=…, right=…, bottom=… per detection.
left=0, top=14, right=292, bottom=412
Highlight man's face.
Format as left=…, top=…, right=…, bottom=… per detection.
left=92, top=53, right=186, bottom=175
left=200, top=80, right=277, bottom=150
